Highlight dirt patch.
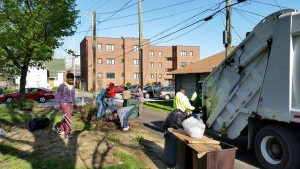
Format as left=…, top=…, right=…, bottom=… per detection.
left=0, top=108, right=167, bottom=169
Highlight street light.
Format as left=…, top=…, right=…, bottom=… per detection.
left=156, top=72, right=158, bottom=85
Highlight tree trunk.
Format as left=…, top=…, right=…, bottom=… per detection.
left=19, top=65, right=28, bottom=102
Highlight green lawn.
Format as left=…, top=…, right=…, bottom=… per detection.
left=143, top=100, right=173, bottom=114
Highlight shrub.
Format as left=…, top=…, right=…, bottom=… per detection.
left=52, top=86, right=59, bottom=91
left=126, top=82, right=131, bottom=87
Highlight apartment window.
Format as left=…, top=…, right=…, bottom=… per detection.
left=150, top=62, right=154, bottom=67
left=190, top=62, right=193, bottom=64
left=159, top=51, right=162, bottom=56
left=134, top=45, right=139, bottom=51
left=180, top=62, right=187, bottom=67
left=97, top=58, right=102, bottom=64
left=121, top=59, right=124, bottom=64
left=159, top=62, right=162, bottom=67
left=121, top=73, right=125, bottom=77
left=158, top=74, right=162, bottom=79
left=134, top=59, right=139, bottom=65
left=190, top=51, right=194, bottom=56
left=97, top=43, right=102, bottom=50
left=106, top=44, right=115, bottom=51
left=181, top=51, right=187, bottom=56
left=98, top=72, right=103, bottom=78
left=106, top=73, right=115, bottom=79
left=150, top=74, right=154, bottom=79
left=165, top=57, right=172, bottom=61
left=165, top=68, right=172, bottom=72
left=106, top=58, right=115, bottom=65
left=134, top=73, right=140, bottom=79
left=150, top=51, right=154, bottom=56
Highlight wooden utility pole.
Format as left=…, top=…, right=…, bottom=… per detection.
left=225, top=0, right=232, bottom=57
left=138, top=0, right=143, bottom=87
left=92, top=11, right=97, bottom=105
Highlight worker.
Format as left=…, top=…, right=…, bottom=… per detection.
left=173, top=87, right=195, bottom=115
left=190, top=81, right=203, bottom=120
left=117, top=106, right=135, bottom=131
left=122, top=87, right=131, bottom=107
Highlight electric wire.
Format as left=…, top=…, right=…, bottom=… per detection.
left=99, top=0, right=133, bottom=23
left=95, top=0, right=141, bottom=14
left=98, top=0, right=197, bottom=22
left=251, top=0, right=288, bottom=9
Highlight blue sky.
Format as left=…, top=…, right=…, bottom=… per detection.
left=55, top=0, right=300, bottom=67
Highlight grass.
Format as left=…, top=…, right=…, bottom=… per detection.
left=104, top=134, right=120, bottom=143
left=103, top=151, right=143, bottom=169
left=0, top=106, right=152, bottom=169
left=133, top=135, right=144, bottom=144
left=143, top=100, right=173, bottom=113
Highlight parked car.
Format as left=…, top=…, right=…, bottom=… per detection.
left=143, top=86, right=161, bottom=99
left=0, top=87, right=55, bottom=103
left=128, top=85, right=139, bottom=93
left=114, top=86, right=124, bottom=93
left=154, top=86, right=175, bottom=100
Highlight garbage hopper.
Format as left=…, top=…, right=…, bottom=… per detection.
left=164, top=131, right=177, bottom=168
left=126, top=99, right=139, bottom=119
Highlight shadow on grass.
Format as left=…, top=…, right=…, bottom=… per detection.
left=0, top=104, right=167, bottom=169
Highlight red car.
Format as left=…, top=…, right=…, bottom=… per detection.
left=114, top=86, right=124, bottom=93
left=0, top=87, right=55, bottom=103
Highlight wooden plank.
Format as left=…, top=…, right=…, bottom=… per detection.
left=168, top=128, right=220, bottom=145
left=188, top=143, right=222, bottom=158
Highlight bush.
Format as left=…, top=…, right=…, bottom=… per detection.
left=126, top=82, right=131, bottom=87
left=52, top=86, right=59, bottom=91
left=3, top=88, right=16, bottom=94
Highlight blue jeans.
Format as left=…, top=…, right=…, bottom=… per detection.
left=123, top=107, right=134, bottom=128
left=106, top=98, right=115, bottom=112
left=97, top=100, right=105, bottom=118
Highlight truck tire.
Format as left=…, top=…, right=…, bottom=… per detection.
left=254, top=125, right=300, bottom=169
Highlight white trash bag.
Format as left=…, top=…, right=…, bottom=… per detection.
left=182, top=116, right=206, bottom=139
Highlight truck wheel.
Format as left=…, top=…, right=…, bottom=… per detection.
left=164, top=94, right=170, bottom=100
left=145, top=93, right=150, bottom=99
left=254, top=125, right=300, bottom=169
left=39, top=96, right=46, bottom=103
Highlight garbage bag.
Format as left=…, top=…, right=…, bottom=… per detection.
left=163, top=109, right=188, bottom=130
left=182, top=116, right=206, bottom=139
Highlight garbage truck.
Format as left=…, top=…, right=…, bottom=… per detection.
left=202, top=9, right=300, bottom=169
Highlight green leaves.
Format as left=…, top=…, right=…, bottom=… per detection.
left=0, top=0, right=78, bottom=100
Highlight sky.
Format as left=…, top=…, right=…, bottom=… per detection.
left=54, top=0, right=300, bottom=67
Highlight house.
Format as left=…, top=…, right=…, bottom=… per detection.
left=15, top=59, right=65, bottom=89
left=169, top=50, right=227, bottom=98
left=44, top=59, right=65, bottom=89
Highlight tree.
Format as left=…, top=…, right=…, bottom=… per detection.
left=0, top=0, right=78, bottom=102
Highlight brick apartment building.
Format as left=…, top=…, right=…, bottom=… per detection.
left=80, top=36, right=200, bottom=91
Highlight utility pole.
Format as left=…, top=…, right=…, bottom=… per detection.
left=92, top=11, right=97, bottom=105
left=138, top=0, right=143, bottom=87
left=224, top=0, right=232, bottom=57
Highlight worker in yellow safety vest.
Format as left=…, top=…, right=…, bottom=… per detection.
left=173, top=87, right=195, bottom=115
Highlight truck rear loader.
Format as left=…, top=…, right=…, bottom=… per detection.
left=202, top=9, right=300, bottom=169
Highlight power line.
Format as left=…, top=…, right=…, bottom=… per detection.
left=251, top=0, right=288, bottom=9
left=81, top=0, right=100, bottom=11
left=96, top=0, right=141, bottom=14
left=100, top=0, right=133, bottom=23
left=98, top=0, right=198, bottom=22
left=90, top=0, right=112, bottom=12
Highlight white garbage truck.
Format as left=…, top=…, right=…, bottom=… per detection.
left=202, top=9, right=300, bottom=169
